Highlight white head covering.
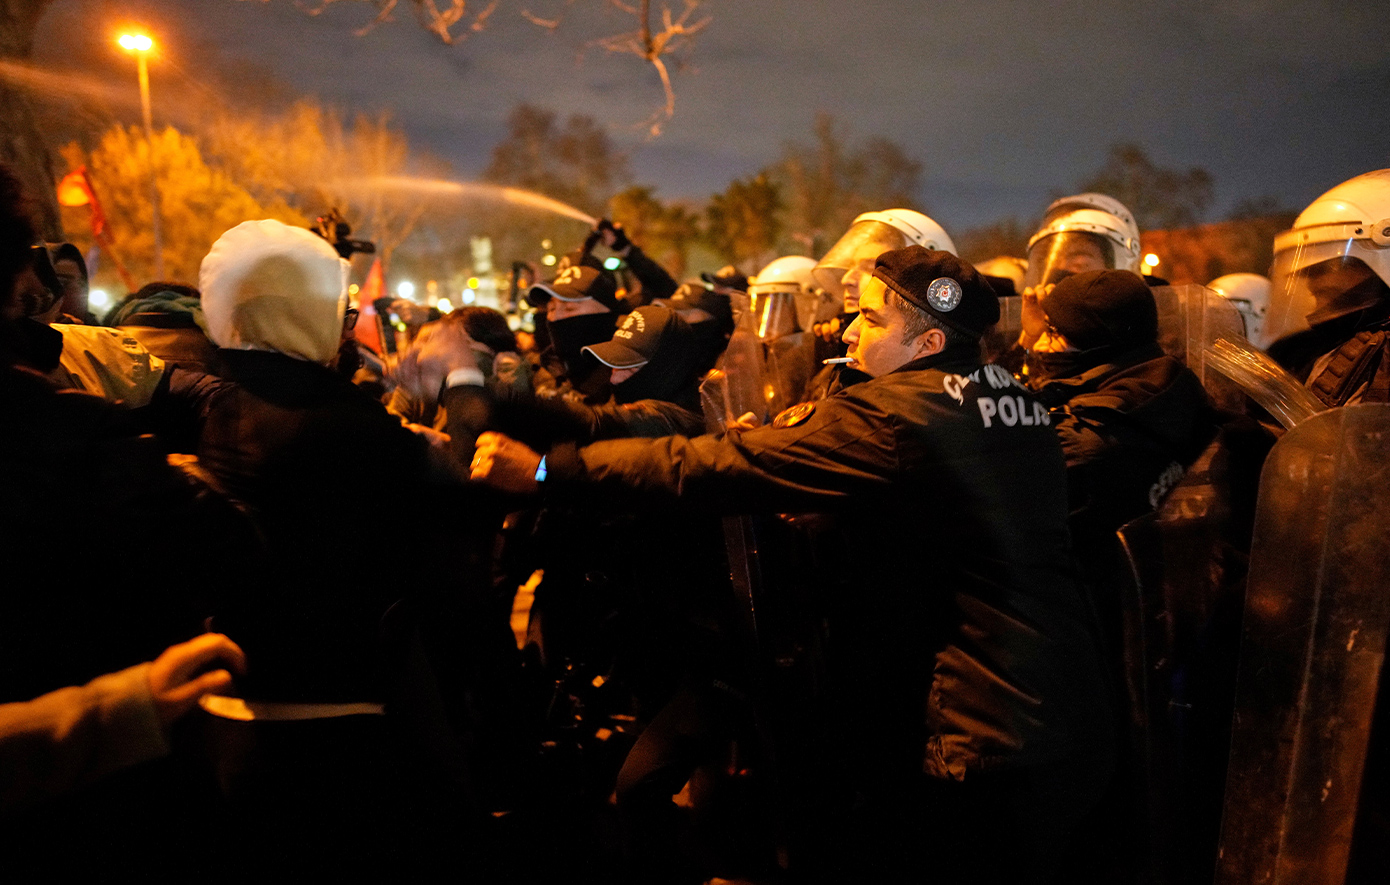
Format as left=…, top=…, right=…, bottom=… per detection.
left=200, top=219, right=349, bottom=364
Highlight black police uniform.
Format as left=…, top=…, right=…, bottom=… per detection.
left=534, top=348, right=1115, bottom=882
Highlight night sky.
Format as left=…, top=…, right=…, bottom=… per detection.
left=29, top=0, right=1390, bottom=235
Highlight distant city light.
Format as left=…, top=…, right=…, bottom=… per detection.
left=437, top=298, right=454, bottom=314
left=603, top=257, right=622, bottom=271
left=541, top=254, right=557, bottom=267
left=396, top=280, right=415, bottom=299
left=1144, top=253, right=1161, bottom=268
left=467, top=277, right=481, bottom=289
left=89, top=288, right=111, bottom=311
left=462, top=290, right=476, bottom=305
left=348, top=283, right=360, bottom=296
left=541, top=239, right=552, bottom=250
left=118, top=33, right=153, bottom=52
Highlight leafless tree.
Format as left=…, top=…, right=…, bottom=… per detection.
left=274, top=0, right=711, bottom=134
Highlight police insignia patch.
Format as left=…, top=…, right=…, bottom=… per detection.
left=926, top=277, right=963, bottom=312
left=773, top=402, right=815, bottom=428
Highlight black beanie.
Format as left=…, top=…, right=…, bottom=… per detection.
left=872, top=245, right=1000, bottom=338
left=1043, top=269, right=1157, bottom=352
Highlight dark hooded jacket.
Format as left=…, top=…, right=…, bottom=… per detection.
left=1028, top=343, right=1217, bottom=557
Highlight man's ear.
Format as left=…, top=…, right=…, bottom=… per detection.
left=915, top=327, right=946, bottom=358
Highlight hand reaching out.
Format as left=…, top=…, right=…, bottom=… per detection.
left=1019, top=283, right=1056, bottom=350
left=469, top=431, right=544, bottom=494
left=147, top=633, right=247, bottom=728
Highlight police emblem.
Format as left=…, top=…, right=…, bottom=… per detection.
left=926, top=277, right=963, bottom=312
left=773, top=402, right=815, bottom=428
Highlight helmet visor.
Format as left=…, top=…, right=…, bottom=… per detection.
left=813, top=220, right=911, bottom=303
left=1267, top=233, right=1390, bottom=343
left=750, top=291, right=800, bottom=342
left=1023, top=231, right=1115, bottom=289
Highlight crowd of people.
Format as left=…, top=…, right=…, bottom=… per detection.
left=3, top=157, right=1390, bottom=883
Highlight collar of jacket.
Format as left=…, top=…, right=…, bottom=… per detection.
left=217, top=347, right=354, bottom=403
left=889, top=348, right=982, bottom=378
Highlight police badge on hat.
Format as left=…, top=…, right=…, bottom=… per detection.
left=926, top=277, right=963, bottom=312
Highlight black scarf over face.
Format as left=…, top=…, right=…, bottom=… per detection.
left=1023, top=348, right=1113, bottom=386
left=547, top=312, right=616, bottom=377
left=612, top=312, right=701, bottom=411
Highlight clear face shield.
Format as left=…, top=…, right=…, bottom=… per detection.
left=1267, top=230, right=1390, bottom=344
left=1022, top=231, right=1115, bottom=289
left=748, top=289, right=801, bottom=342
left=813, top=220, right=911, bottom=310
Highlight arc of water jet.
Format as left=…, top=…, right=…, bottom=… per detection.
left=332, top=176, right=598, bottom=225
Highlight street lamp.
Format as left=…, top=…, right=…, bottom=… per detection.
left=118, top=32, right=164, bottom=280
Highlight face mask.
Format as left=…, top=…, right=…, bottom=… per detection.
left=1024, top=349, right=1098, bottom=383
left=547, top=312, right=615, bottom=374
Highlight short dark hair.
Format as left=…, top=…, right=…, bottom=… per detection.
left=445, top=305, right=517, bottom=354
left=887, top=288, right=975, bottom=349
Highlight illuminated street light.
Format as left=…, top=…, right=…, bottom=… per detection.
left=118, top=31, right=164, bottom=279
left=396, top=280, right=415, bottom=300
left=1144, top=253, right=1161, bottom=269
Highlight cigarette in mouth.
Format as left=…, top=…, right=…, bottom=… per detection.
left=822, top=357, right=855, bottom=365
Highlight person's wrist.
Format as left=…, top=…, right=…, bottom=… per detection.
left=445, top=366, right=485, bottom=388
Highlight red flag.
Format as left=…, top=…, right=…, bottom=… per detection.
left=57, top=167, right=108, bottom=238
left=57, top=167, right=132, bottom=291
left=354, top=258, right=386, bottom=355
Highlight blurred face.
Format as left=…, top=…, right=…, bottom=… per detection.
left=839, top=243, right=888, bottom=313
left=610, top=364, right=643, bottom=384
left=547, top=296, right=609, bottom=322
left=53, top=258, right=87, bottom=313
left=842, top=277, right=940, bottom=377
left=1058, top=238, right=1108, bottom=274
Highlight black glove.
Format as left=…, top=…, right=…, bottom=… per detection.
left=598, top=218, right=631, bottom=253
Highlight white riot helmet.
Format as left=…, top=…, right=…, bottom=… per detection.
left=974, top=255, right=1029, bottom=296
left=1265, top=169, right=1390, bottom=345
left=1209, top=273, right=1273, bottom=348
left=1024, top=193, right=1142, bottom=289
left=813, top=209, right=956, bottom=307
left=748, top=255, right=817, bottom=341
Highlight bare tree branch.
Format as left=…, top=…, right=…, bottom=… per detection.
left=250, top=0, right=710, bottom=128
left=257, top=0, right=488, bottom=44
left=584, top=0, right=709, bottom=135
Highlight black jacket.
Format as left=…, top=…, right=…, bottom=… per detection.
left=199, top=350, right=492, bottom=702
left=1029, top=345, right=1217, bottom=556
left=536, top=352, right=1112, bottom=781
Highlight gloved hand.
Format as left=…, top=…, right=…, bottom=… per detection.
left=597, top=219, right=631, bottom=254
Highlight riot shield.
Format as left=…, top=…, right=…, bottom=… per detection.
left=982, top=295, right=1023, bottom=363
left=1151, top=284, right=1249, bottom=413
left=1114, top=430, right=1247, bottom=883
left=1204, top=337, right=1326, bottom=430
left=1216, top=404, right=1390, bottom=885
left=701, top=327, right=772, bottom=431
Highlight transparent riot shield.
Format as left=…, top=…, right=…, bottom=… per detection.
left=1215, top=404, right=1390, bottom=885
left=701, top=328, right=772, bottom=431
left=982, top=295, right=1023, bottom=364
left=1204, top=337, right=1326, bottom=430
left=1151, top=284, right=1249, bottom=413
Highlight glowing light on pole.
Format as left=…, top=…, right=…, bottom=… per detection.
left=1144, top=253, right=1161, bottom=270
left=118, top=32, right=164, bottom=279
